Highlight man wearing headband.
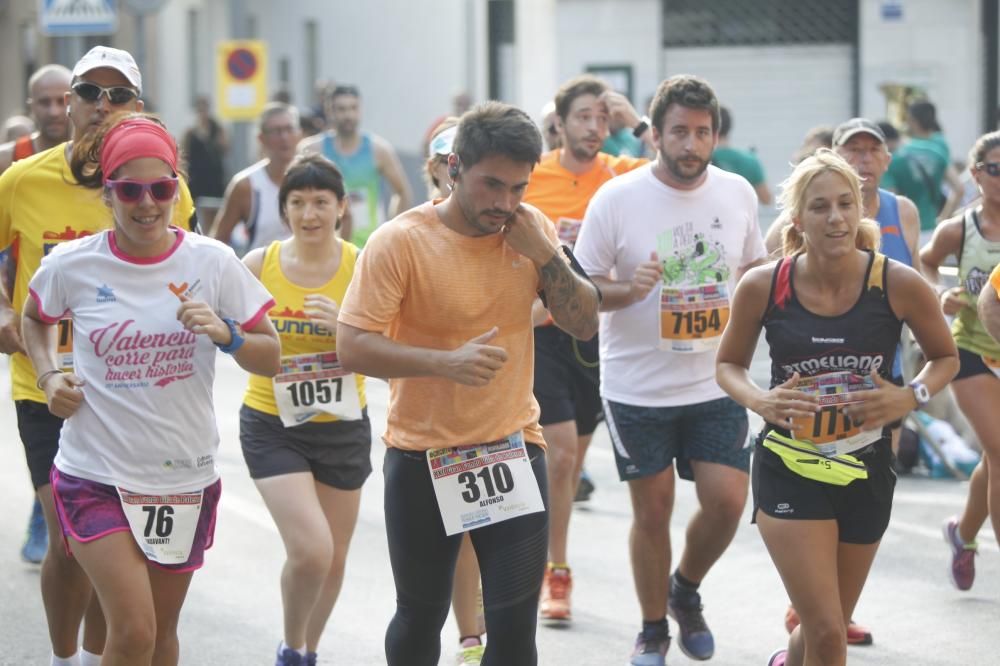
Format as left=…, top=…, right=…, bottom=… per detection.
left=521, top=74, right=648, bottom=626
left=0, top=45, right=196, bottom=666
left=213, top=103, right=302, bottom=251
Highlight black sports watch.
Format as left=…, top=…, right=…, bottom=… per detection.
left=632, top=116, right=651, bottom=138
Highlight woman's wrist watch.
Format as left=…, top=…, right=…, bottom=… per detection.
left=215, top=318, right=246, bottom=354
left=908, top=380, right=931, bottom=408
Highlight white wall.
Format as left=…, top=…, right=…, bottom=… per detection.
left=556, top=0, right=661, bottom=111
left=860, top=0, right=983, bottom=162
left=156, top=0, right=483, bottom=160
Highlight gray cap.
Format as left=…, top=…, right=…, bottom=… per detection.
left=833, top=118, right=885, bottom=146
left=72, top=46, right=142, bottom=94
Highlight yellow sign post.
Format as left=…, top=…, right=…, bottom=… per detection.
left=216, top=40, right=267, bottom=121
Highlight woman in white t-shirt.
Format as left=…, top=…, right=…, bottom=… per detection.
left=22, top=113, right=280, bottom=666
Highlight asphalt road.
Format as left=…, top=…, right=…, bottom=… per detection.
left=2, top=352, right=999, bottom=665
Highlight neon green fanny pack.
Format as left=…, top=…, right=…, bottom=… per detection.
left=763, top=431, right=869, bottom=486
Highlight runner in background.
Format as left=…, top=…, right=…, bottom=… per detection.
left=716, top=148, right=957, bottom=666
left=523, top=74, right=648, bottom=625
left=24, top=112, right=279, bottom=666
left=337, top=102, right=600, bottom=666
left=712, top=106, right=772, bottom=205
left=921, top=131, right=1000, bottom=593
left=298, top=85, right=412, bottom=246
left=0, top=63, right=72, bottom=566
left=239, top=155, right=370, bottom=666
left=212, top=103, right=302, bottom=252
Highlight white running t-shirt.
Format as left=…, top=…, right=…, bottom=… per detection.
left=29, top=228, right=274, bottom=493
left=574, top=164, right=766, bottom=407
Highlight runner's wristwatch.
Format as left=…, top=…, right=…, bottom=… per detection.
left=908, top=380, right=930, bottom=408
left=216, top=318, right=245, bottom=354
left=632, top=116, right=651, bottom=138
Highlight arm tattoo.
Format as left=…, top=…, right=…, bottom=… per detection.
left=539, top=253, right=599, bottom=340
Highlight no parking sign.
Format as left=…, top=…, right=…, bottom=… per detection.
left=216, top=40, right=267, bottom=121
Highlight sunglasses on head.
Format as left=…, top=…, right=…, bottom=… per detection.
left=977, top=162, right=1000, bottom=177
left=72, top=82, right=138, bottom=105
left=106, top=177, right=179, bottom=203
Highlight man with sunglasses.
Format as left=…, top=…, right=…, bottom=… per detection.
left=212, top=102, right=302, bottom=251
left=0, top=45, right=196, bottom=666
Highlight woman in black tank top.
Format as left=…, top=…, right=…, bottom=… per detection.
left=716, top=149, right=957, bottom=666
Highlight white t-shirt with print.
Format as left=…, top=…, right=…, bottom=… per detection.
left=574, top=164, right=766, bottom=407
left=29, top=228, right=274, bottom=493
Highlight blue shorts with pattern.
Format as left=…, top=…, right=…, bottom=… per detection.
left=603, top=396, right=750, bottom=482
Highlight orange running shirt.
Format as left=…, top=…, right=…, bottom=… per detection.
left=338, top=201, right=559, bottom=451
left=524, top=150, right=646, bottom=246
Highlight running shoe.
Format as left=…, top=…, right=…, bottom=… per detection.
left=275, top=643, right=303, bottom=666
left=783, top=606, right=873, bottom=646
left=574, top=469, right=596, bottom=502
left=456, top=643, right=485, bottom=665
left=766, top=648, right=787, bottom=666
left=20, top=498, right=47, bottom=564
left=304, top=652, right=317, bottom=666
left=943, top=517, right=977, bottom=591
left=667, top=574, right=714, bottom=660
left=629, top=631, right=670, bottom=666
left=540, top=565, right=572, bottom=622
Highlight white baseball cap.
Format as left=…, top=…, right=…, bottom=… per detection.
left=72, top=46, right=142, bottom=94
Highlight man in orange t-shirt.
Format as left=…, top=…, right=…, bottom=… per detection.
left=337, top=102, right=600, bottom=666
left=523, top=74, right=649, bottom=623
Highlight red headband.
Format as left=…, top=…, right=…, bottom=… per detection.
left=100, top=118, right=178, bottom=184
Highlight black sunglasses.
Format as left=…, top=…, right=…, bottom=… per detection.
left=977, top=162, right=1000, bottom=177
left=72, top=82, right=139, bottom=105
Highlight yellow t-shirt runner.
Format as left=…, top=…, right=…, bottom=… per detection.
left=243, top=239, right=366, bottom=421
left=0, top=142, right=197, bottom=402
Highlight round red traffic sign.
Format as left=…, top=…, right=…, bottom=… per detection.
left=227, top=49, right=257, bottom=80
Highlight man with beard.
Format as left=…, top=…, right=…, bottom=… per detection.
left=574, top=75, right=766, bottom=665
left=337, top=101, right=600, bottom=666
left=522, top=74, right=649, bottom=624
left=299, top=85, right=412, bottom=247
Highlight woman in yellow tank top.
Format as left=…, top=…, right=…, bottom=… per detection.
left=238, top=154, right=370, bottom=666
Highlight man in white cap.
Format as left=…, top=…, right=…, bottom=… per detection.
left=0, top=45, right=196, bottom=666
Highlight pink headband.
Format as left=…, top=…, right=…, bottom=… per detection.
left=100, top=118, right=178, bottom=184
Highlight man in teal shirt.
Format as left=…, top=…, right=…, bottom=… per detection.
left=711, top=107, right=772, bottom=204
